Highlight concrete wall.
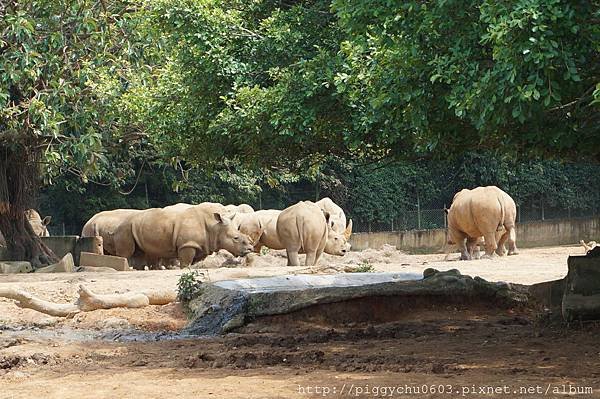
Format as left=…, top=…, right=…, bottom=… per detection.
left=349, top=217, right=600, bottom=253
left=0, top=236, right=100, bottom=265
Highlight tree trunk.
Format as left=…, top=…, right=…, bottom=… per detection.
left=0, top=145, right=58, bottom=268
left=0, top=210, right=57, bottom=268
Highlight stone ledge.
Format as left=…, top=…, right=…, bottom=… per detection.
left=185, top=269, right=528, bottom=335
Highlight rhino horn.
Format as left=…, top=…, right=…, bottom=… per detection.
left=344, top=219, right=353, bottom=240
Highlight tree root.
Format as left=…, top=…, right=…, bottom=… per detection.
left=0, top=285, right=177, bottom=317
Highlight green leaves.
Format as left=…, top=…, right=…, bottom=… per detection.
left=1, top=0, right=152, bottom=185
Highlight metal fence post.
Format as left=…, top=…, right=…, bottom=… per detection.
left=541, top=196, right=545, bottom=221
left=417, top=192, right=421, bottom=230
left=391, top=219, right=394, bottom=232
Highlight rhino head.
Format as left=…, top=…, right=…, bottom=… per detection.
left=25, top=210, right=51, bottom=237
left=325, top=219, right=353, bottom=256
left=234, top=214, right=264, bottom=246
left=213, top=212, right=254, bottom=257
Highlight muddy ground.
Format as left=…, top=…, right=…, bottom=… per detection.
left=1, top=245, right=599, bottom=398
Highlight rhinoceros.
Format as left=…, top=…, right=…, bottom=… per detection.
left=315, top=197, right=347, bottom=234
left=81, top=209, right=144, bottom=255
left=232, top=212, right=264, bottom=246
left=276, top=201, right=352, bottom=266
left=113, top=203, right=254, bottom=267
left=0, top=209, right=51, bottom=247
left=447, top=186, right=518, bottom=260
left=224, top=203, right=254, bottom=214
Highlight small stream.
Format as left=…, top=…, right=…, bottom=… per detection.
left=0, top=324, right=199, bottom=344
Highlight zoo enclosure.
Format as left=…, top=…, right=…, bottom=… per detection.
left=352, top=205, right=600, bottom=233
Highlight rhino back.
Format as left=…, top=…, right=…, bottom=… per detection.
left=131, top=209, right=181, bottom=258
left=255, top=209, right=283, bottom=249
left=277, top=202, right=327, bottom=252
left=82, top=209, right=143, bottom=254
left=316, top=197, right=346, bottom=234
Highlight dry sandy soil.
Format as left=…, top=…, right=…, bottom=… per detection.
left=1, top=245, right=599, bottom=398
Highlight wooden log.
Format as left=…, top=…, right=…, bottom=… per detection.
left=0, top=287, right=79, bottom=317
left=0, top=285, right=178, bottom=316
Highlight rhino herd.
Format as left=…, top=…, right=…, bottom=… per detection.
left=81, top=198, right=353, bottom=268
left=0, top=186, right=518, bottom=267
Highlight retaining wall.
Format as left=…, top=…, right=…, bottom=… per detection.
left=349, top=217, right=600, bottom=253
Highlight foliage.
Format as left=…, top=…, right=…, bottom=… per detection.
left=351, top=261, right=375, bottom=273
left=128, top=0, right=353, bottom=169
left=332, top=0, right=600, bottom=160
left=42, top=152, right=600, bottom=234
left=177, top=269, right=204, bottom=303
left=0, top=0, right=155, bottom=184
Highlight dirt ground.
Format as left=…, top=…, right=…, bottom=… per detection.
left=1, top=245, right=599, bottom=398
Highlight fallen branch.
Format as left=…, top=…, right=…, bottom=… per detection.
left=0, top=285, right=177, bottom=317
left=0, top=287, right=79, bottom=317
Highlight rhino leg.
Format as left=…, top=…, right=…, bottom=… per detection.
left=286, top=250, right=301, bottom=266
left=315, top=248, right=324, bottom=265
left=305, top=251, right=318, bottom=266
left=507, top=227, right=518, bottom=255
left=496, top=230, right=509, bottom=256
left=466, top=237, right=480, bottom=259
left=482, top=231, right=498, bottom=258
left=458, top=237, right=471, bottom=261
left=114, top=232, right=136, bottom=259
left=178, top=247, right=197, bottom=268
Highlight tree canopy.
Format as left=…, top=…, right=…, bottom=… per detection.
left=1, top=0, right=599, bottom=263
left=125, top=0, right=600, bottom=167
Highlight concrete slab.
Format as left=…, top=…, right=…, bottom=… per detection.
left=79, top=252, right=130, bottom=271
left=562, top=253, right=600, bottom=321
left=214, top=272, right=423, bottom=293
left=185, top=269, right=528, bottom=335
left=35, top=253, right=75, bottom=273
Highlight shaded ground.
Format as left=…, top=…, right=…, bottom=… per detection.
left=2, top=245, right=598, bottom=398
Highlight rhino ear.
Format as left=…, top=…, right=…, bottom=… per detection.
left=42, top=216, right=52, bottom=226
left=214, top=212, right=231, bottom=226
left=322, top=210, right=331, bottom=223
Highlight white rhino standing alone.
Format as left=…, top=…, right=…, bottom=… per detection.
left=447, top=186, right=518, bottom=260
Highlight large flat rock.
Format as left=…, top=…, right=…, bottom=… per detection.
left=186, top=269, right=528, bottom=335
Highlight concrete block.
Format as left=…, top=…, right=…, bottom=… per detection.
left=35, top=253, right=75, bottom=273
left=75, top=266, right=119, bottom=273
left=0, top=261, right=33, bottom=274
left=528, top=278, right=565, bottom=310
left=79, top=252, right=130, bottom=271
left=74, top=236, right=104, bottom=265
left=41, top=236, right=79, bottom=259
left=562, top=255, right=600, bottom=321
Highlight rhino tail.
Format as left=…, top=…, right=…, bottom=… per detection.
left=296, top=215, right=305, bottom=253
left=497, top=196, right=505, bottom=231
